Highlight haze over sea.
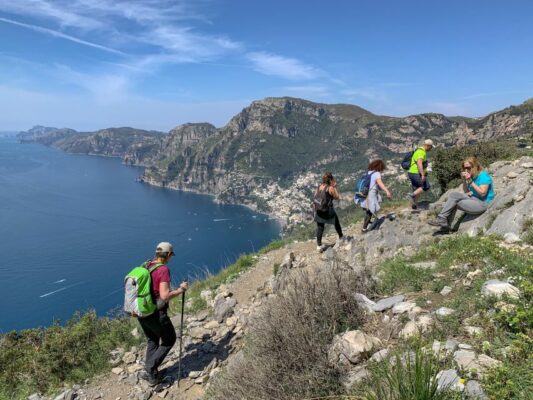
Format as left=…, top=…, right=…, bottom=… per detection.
left=0, top=137, right=280, bottom=331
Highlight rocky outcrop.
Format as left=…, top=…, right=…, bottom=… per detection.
left=433, top=156, right=533, bottom=238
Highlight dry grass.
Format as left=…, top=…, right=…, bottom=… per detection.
left=207, top=264, right=372, bottom=400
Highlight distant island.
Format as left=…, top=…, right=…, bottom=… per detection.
left=17, top=97, right=533, bottom=226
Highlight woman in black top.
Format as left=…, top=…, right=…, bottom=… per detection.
left=314, top=172, right=343, bottom=252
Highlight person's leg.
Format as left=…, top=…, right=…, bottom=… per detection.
left=138, top=313, right=162, bottom=377
left=316, top=222, right=325, bottom=246
left=456, top=197, right=489, bottom=215
left=363, top=209, right=373, bottom=230
left=433, top=192, right=470, bottom=226
left=408, top=173, right=423, bottom=208
left=334, top=214, right=343, bottom=238
left=149, top=312, right=177, bottom=372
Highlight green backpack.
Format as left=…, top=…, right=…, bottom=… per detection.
left=124, top=261, right=163, bottom=317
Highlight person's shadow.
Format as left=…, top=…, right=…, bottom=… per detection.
left=161, top=330, right=236, bottom=386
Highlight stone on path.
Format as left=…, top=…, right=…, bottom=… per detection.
left=435, top=307, right=455, bottom=318
left=504, top=232, right=521, bottom=243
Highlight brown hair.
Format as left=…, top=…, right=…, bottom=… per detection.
left=368, top=159, right=386, bottom=172
left=461, top=157, right=483, bottom=177
left=322, top=172, right=334, bottom=185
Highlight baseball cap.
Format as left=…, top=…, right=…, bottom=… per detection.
left=424, top=139, right=434, bottom=147
left=156, top=241, right=174, bottom=255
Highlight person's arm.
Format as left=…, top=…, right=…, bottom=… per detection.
left=416, top=158, right=425, bottom=179
left=328, top=182, right=340, bottom=200
left=470, top=182, right=489, bottom=197
left=376, top=178, right=392, bottom=199
left=159, top=281, right=188, bottom=301
left=464, top=172, right=489, bottom=198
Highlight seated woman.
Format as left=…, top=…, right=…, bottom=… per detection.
left=429, top=157, right=495, bottom=230
left=355, top=159, right=392, bottom=232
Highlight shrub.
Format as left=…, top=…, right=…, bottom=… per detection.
left=362, top=348, right=461, bottom=400
left=207, top=266, right=370, bottom=400
left=0, top=311, right=139, bottom=399
left=432, top=141, right=518, bottom=194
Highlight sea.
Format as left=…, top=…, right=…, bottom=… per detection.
left=0, top=137, right=281, bottom=332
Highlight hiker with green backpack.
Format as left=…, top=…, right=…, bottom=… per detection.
left=124, top=242, right=188, bottom=386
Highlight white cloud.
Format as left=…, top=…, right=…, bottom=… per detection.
left=246, top=52, right=323, bottom=81
left=341, top=87, right=387, bottom=102
left=427, top=101, right=470, bottom=116
left=0, top=17, right=124, bottom=55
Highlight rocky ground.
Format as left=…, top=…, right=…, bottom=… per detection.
left=34, top=157, right=532, bottom=400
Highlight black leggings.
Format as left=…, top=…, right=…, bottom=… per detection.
left=138, top=310, right=177, bottom=376
left=363, top=209, right=374, bottom=229
left=316, top=215, right=343, bottom=246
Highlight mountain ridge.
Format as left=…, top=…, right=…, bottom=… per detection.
left=17, top=97, right=533, bottom=224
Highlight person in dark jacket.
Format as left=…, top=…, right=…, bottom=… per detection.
left=314, top=172, right=344, bottom=252
left=138, top=242, right=188, bottom=386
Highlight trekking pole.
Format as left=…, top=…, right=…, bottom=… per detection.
left=177, top=288, right=186, bottom=387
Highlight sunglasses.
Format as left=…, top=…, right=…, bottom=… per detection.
left=463, top=166, right=472, bottom=170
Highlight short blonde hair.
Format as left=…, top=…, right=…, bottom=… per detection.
left=461, top=157, right=483, bottom=177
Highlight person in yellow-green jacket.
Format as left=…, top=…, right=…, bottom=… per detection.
left=406, top=139, right=434, bottom=210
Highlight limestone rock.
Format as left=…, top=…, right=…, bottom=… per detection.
left=213, top=296, right=237, bottom=322
left=436, top=369, right=464, bottom=392
left=435, top=307, right=455, bottom=318
left=122, top=352, right=136, bottom=364
left=440, top=286, right=452, bottom=296
left=328, top=330, right=382, bottom=366
left=112, top=367, right=124, bottom=375
left=465, top=380, right=487, bottom=399
left=370, top=349, right=389, bottom=362
left=504, top=232, right=520, bottom=243
left=392, top=301, right=416, bottom=314
left=372, top=295, right=405, bottom=312
left=481, top=280, right=520, bottom=299
left=354, top=293, right=375, bottom=313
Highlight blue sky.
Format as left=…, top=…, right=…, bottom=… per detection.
left=1, top=0, right=532, bottom=131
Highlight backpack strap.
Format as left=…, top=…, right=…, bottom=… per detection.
left=143, top=260, right=164, bottom=273
left=410, top=147, right=423, bottom=167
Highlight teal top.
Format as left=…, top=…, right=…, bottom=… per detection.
left=469, top=170, right=495, bottom=203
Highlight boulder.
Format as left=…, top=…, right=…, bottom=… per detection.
left=354, top=293, right=375, bottom=313
left=328, top=330, right=382, bottom=366
left=440, top=286, right=452, bottom=296
left=481, top=280, right=520, bottom=299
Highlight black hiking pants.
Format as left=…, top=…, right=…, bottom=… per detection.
left=316, top=215, right=343, bottom=246
left=363, top=209, right=373, bottom=229
left=138, top=310, right=177, bottom=376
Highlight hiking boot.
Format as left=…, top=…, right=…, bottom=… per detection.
left=139, top=370, right=162, bottom=387
left=406, top=193, right=417, bottom=209
left=428, top=218, right=449, bottom=229
left=317, top=245, right=327, bottom=253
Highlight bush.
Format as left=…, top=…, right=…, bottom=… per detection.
left=432, top=141, right=518, bottom=194
left=207, top=266, right=371, bottom=400
left=0, top=311, right=139, bottom=399
left=362, top=348, right=461, bottom=400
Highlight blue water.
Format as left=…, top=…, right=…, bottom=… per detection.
left=0, top=138, right=280, bottom=331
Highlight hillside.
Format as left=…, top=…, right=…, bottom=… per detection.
left=18, top=97, right=533, bottom=226
left=18, top=155, right=532, bottom=400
